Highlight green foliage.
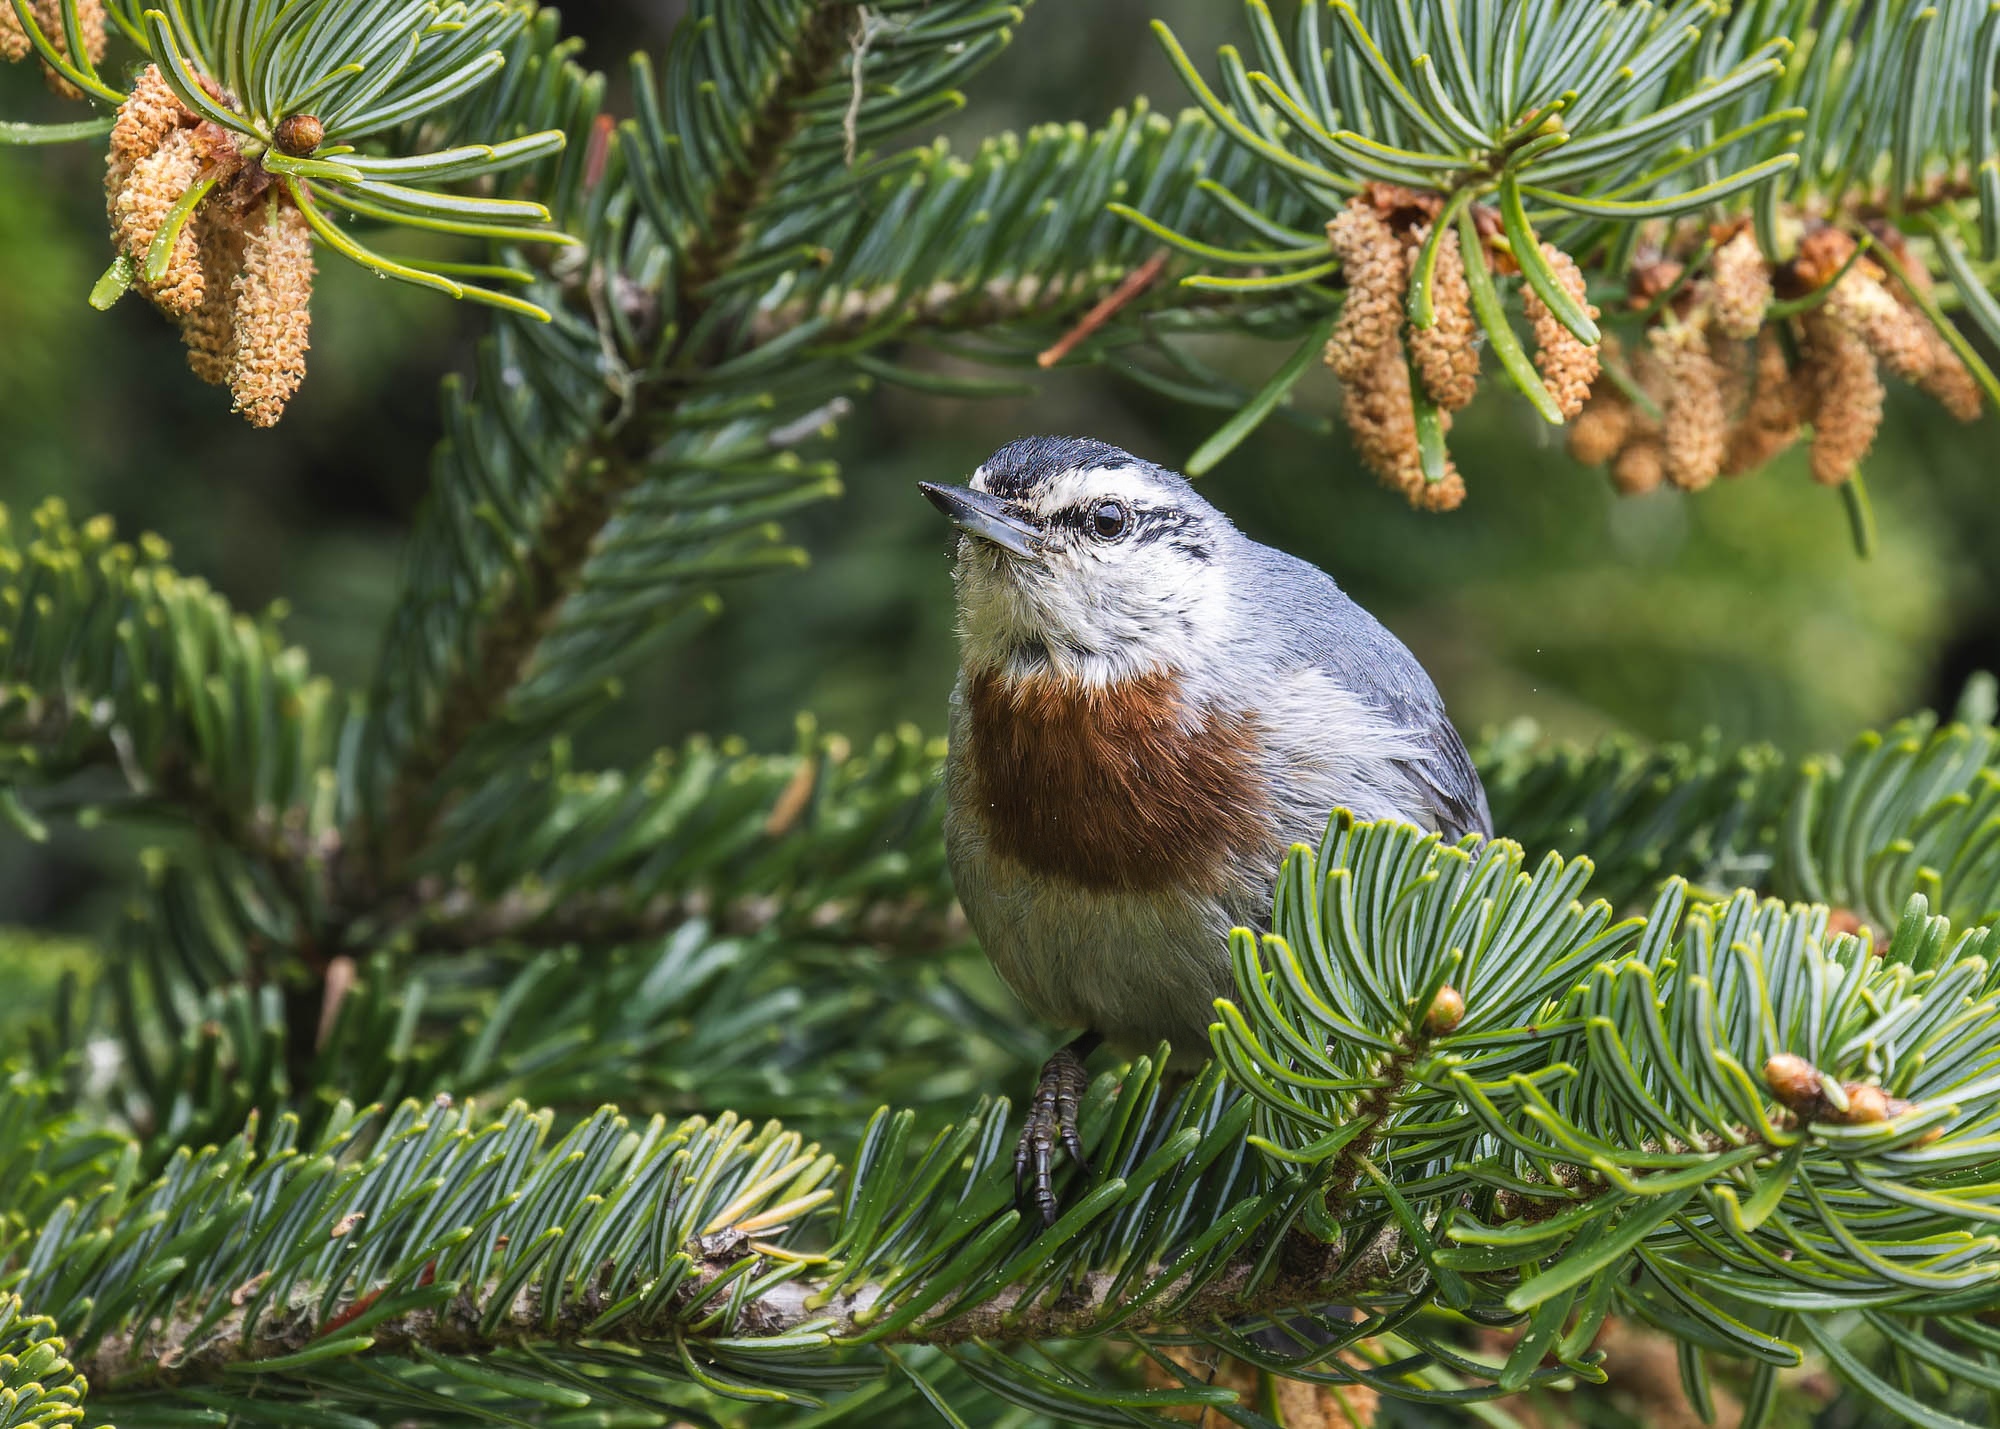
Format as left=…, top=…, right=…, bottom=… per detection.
left=15, top=804, right=2000, bottom=1427
left=1487, top=675, right=2000, bottom=932
left=0, top=1293, right=86, bottom=1429
left=0, top=931, right=94, bottom=1048
left=4, top=3, right=2000, bottom=1428
left=0, top=499, right=343, bottom=852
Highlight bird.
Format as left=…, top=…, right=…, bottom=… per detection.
left=921, top=435, right=1492, bottom=1225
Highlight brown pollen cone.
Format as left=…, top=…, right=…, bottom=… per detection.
left=1917, top=331, right=1985, bottom=421
left=42, top=0, right=106, bottom=96
left=1722, top=329, right=1806, bottom=476
left=227, top=197, right=316, bottom=426
left=1325, top=196, right=1406, bottom=382
left=1405, top=226, right=1479, bottom=410
left=6, top=0, right=107, bottom=98
left=112, top=126, right=207, bottom=316
left=1799, top=307, right=1884, bottom=485
left=1650, top=321, right=1727, bottom=491
left=1522, top=241, right=1599, bottom=419
left=1913, top=319, right=1986, bottom=422
left=182, top=205, right=246, bottom=386
left=1876, top=255, right=1985, bottom=421
left=1345, top=341, right=1465, bottom=511
left=0, top=1, right=28, bottom=61
left=1828, top=266, right=1935, bottom=388
left=1709, top=229, right=1772, bottom=341
left=1567, top=386, right=1633, bottom=467
left=107, top=64, right=198, bottom=207
left=1611, top=437, right=1665, bottom=495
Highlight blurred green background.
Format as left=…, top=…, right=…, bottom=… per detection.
left=1, top=0, right=1994, bottom=946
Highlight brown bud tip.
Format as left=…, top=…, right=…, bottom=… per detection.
left=1825, top=907, right=1866, bottom=940
left=273, top=113, right=323, bottom=157
left=1764, top=1052, right=1822, bottom=1114
left=1793, top=226, right=1858, bottom=291
left=1425, top=985, right=1465, bottom=1033
left=1840, top=1083, right=1890, bottom=1125
left=1883, top=1100, right=1944, bottom=1147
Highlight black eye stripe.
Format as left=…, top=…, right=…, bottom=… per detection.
left=1050, top=502, right=1152, bottom=528
left=1043, top=502, right=1205, bottom=551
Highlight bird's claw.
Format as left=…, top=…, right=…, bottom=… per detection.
left=1015, top=1042, right=1093, bottom=1226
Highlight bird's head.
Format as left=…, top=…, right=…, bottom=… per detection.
left=921, top=436, right=1239, bottom=686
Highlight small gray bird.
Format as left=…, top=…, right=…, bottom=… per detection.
left=922, top=436, right=1491, bottom=1223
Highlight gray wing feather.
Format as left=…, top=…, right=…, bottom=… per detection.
left=1241, top=541, right=1492, bottom=840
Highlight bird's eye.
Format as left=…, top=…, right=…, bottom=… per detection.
left=1090, top=500, right=1130, bottom=540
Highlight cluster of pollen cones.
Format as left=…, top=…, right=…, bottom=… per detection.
left=0, top=0, right=106, bottom=98
left=104, top=65, right=318, bottom=426
left=1325, top=184, right=1600, bottom=513
left=1569, top=224, right=1981, bottom=493
left=1322, top=185, right=1983, bottom=508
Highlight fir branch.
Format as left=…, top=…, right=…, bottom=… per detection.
left=364, top=3, right=864, bottom=870
left=63, top=1215, right=1381, bottom=1393
left=400, top=879, right=963, bottom=958
left=0, top=503, right=344, bottom=927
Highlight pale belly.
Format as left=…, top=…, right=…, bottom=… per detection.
left=943, top=798, right=1260, bottom=1060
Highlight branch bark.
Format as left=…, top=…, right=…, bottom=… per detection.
left=74, top=1219, right=1407, bottom=1394
left=399, top=879, right=965, bottom=958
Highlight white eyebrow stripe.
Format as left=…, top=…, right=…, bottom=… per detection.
left=1031, top=465, right=1159, bottom=514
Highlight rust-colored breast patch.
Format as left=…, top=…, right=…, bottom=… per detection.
left=965, top=668, right=1270, bottom=893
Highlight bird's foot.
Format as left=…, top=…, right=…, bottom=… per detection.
left=1015, top=1034, right=1099, bottom=1226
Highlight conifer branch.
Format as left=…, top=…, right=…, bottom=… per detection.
left=401, top=880, right=963, bottom=959
left=366, top=4, right=861, bottom=871
left=64, top=1217, right=1384, bottom=1394
left=16, top=814, right=2000, bottom=1428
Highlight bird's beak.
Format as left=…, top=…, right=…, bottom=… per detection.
left=918, top=482, right=1043, bottom=558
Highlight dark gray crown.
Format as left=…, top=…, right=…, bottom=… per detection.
left=977, top=436, right=1192, bottom=502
